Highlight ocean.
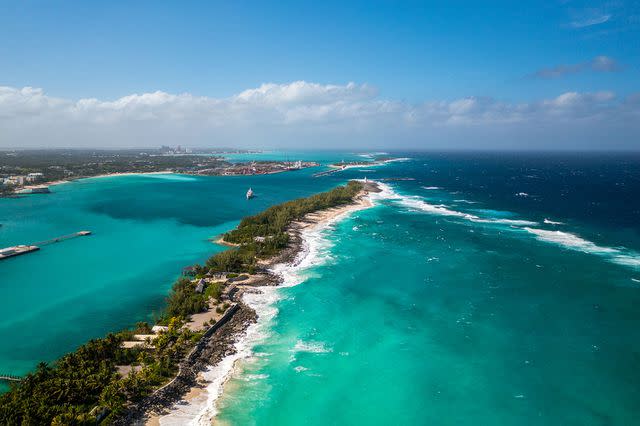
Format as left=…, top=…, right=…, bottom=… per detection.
left=2, top=152, right=640, bottom=424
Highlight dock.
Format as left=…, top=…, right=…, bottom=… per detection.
left=0, top=231, right=91, bottom=261
left=0, top=374, right=22, bottom=382
left=312, top=167, right=344, bottom=178
left=0, top=245, right=39, bottom=260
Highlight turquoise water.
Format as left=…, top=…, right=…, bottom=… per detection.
left=209, top=154, right=640, bottom=425
left=2, top=153, right=640, bottom=424
left=0, top=168, right=340, bottom=383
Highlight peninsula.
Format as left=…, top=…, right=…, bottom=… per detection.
left=0, top=180, right=379, bottom=425
left=0, top=149, right=318, bottom=196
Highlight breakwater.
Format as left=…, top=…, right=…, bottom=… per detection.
left=114, top=303, right=257, bottom=425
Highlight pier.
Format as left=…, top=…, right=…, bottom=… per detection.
left=0, top=231, right=91, bottom=261
left=312, top=168, right=344, bottom=178
left=32, top=230, right=91, bottom=247
left=0, top=374, right=22, bottom=383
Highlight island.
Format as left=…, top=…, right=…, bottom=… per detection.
left=0, top=148, right=319, bottom=196
left=0, top=179, right=380, bottom=425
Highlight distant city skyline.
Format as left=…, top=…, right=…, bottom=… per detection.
left=1, top=0, right=639, bottom=150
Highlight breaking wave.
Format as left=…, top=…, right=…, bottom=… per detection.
left=524, top=228, right=640, bottom=270
left=376, top=182, right=537, bottom=227
left=158, top=199, right=356, bottom=424
left=377, top=181, right=639, bottom=271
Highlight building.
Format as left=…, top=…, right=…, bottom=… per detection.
left=26, top=172, right=44, bottom=183
left=5, top=176, right=26, bottom=186
left=195, top=278, right=206, bottom=294
left=151, top=325, right=169, bottom=333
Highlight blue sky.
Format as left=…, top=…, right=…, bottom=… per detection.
left=0, top=0, right=639, bottom=149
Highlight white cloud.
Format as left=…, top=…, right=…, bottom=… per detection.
left=0, top=82, right=638, bottom=149
left=570, top=13, right=611, bottom=28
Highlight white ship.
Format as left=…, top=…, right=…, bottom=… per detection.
left=246, top=188, right=254, bottom=199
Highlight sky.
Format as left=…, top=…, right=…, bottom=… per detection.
left=0, top=0, right=639, bottom=150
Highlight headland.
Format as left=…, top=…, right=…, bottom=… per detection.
left=0, top=179, right=379, bottom=425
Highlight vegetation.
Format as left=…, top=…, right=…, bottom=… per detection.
left=204, top=181, right=363, bottom=274
left=164, top=278, right=207, bottom=319
left=225, top=180, right=362, bottom=245
left=0, top=181, right=364, bottom=424
left=0, top=149, right=228, bottom=190
left=0, top=318, right=201, bottom=425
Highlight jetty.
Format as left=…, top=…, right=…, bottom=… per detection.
left=0, top=231, right=91, bottom=261
left=32, top=230, right=91, bottom=247
left=312, top=168, right=344, bottom=178
left=0, top=374, right=22, bottom=383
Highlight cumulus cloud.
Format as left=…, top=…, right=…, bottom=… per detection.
left=0, top=82, right=638, bottom=150
left=532, top=56, right=621, bottom=79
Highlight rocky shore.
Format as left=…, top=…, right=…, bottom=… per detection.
left=126, top=181, right=380, bottom=425
left=114, top=304, right=257, bottom=425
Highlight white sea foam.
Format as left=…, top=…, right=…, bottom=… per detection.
left=358, top=151, right=389, bottom=158
left=543, top=218, right=564, bottom=225
left=375, top=182, right=538, bottom=226
left=291, top=340, right=333, bottom=354
left=523, top=228, right=618, bottom=254
left=611, top=255, right=640, bottom=268
left=379, top=181, right=640, bottom=271
left=396, top=194, right=537, bottom=226
left=523, top=227, right=640, bottom=270
left=422, top=186, right=442, bottom=190
left=159, top=204, right=348, bottom=425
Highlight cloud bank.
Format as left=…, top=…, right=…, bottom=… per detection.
left=1, top=82, right=639, bottom=150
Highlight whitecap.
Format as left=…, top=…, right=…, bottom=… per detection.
left=398, top=194, right=536, bottom=226
left=159, top=222, right=338, bottom=424
left=523, top=228, right=618, bottom=254
left=291, top=340, right=333, bottom=354
left=523, top=227, right=640, bottom=270
left=422, top=186, right=442, bottom=190
left=375, top=182, right=537, bottom=227
left=543, top=218, right=564, bottom=225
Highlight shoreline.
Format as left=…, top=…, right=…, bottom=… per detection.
left=12, top=163, right=319, bottom=194
left=147, top=181, right=380, bottom=425
left=0, top=179, right=379, bottom=424
left=17, top=171, right=176, bottom=192
left=328, top=157, right=410, bottom=172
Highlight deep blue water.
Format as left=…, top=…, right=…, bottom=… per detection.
left=2, top=152, right=640, bottom=425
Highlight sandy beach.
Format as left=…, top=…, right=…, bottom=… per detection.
left=18, top=171, right=175, bottom=192
left=145, top=182, right=380, bottom=425
left=294, top=189, right=373, bottom=231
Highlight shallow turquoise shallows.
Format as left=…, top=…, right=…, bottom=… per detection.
left=211, top=153, right=640, bottom=426
left=0, top=164, right=351, bottom=383
left=2, top=152, right=640, bottom=425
